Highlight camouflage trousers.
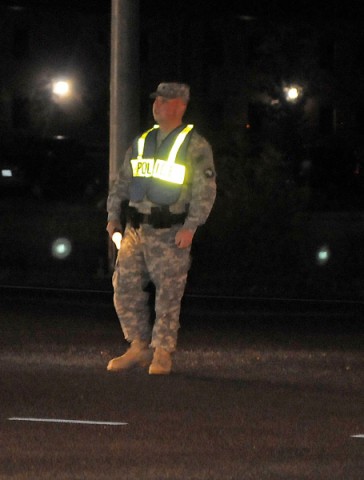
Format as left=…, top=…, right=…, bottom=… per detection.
left=112, top=223, right=191, bottom=352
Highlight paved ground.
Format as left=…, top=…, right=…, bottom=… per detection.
left=0, top=291, right=363, bottom=479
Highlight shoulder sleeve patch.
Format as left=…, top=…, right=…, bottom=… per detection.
left=204, top=168, right=215, bottom=178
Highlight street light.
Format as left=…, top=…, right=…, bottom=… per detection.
left=52, top=79, right=71, bottom=98
left=284, top=85, right=303, bottom=103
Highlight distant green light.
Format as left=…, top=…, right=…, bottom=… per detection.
left=316, top=245, right=330, bottom=265
left=51, top=238, right=72, bottom=260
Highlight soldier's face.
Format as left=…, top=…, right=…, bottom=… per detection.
left=153, top=96, right=186, bottom=123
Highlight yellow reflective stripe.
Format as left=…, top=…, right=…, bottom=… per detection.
left=130, top=158, right=155, bottom=177
left=132, top=124, right=193, bottom=184
left=167, top=124, right=194, bottom=163
left=153, top=124, right=192, bottom=184
left=137, top=125, right=159, bottom=158
left=153, top=159, right=185, bottom=184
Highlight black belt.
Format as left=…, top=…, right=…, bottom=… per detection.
left=127, top=206, right=186, bottom=229
left=140, top=212, right=186, bottom=226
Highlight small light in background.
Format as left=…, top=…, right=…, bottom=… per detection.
left=7, top=5, right=25, bottom=11
left=284, top=85, right=303, bottom=103
left=1, top=169, right=12, bottom=177
left=51, top=238, right=72, bottom=260
left=287, top=87, right=299, bottom=100
left=316, top=245, right=330, bottom=266
left=52, top=80, right=71, bottom=98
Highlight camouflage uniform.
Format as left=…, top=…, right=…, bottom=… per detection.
left=107, top=129, right=216, bottom=353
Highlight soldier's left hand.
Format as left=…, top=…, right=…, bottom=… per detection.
left=175, top=229, right=194, bottom=249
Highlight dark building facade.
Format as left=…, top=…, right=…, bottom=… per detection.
left=0, top=0, right=363, bottom=155
left=0, top=2, right=110, bottom=144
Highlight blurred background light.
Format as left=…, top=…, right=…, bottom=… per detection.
left=52, top=80, right=71, bottom=98
left=284, top=85, right=303, bottom=102
left=287, top=87, right=299, bottom=100
left=316, top=245, right=330, bottom=266
left=51, top=238, right=72, bottom=260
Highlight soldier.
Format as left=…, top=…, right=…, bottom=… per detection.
left=106, top=82, right=216, bottom=375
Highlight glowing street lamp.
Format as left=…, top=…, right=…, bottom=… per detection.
left=284, top=85, right=303, bottom=103
left=287, top=87, right=299, bottom=101
left=52, top=79, right=71, bottom=98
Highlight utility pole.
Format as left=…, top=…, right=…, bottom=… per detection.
left=108, top=0, right=139, bottom=266
left=109, top=0, right=140, bottom=185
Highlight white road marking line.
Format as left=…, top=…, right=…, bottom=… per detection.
left=351, top=434, right=364, bottom=438
left=8, top=417, right=127, bottom=426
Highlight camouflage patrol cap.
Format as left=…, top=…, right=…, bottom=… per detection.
left=150, top=82, right=190, bottom=103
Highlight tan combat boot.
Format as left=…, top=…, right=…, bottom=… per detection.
left=149, top=347, right=172, bottom=375
left=107, top=339, right=152, bottom=371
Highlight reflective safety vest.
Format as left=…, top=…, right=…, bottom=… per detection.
left=129, top=123, right=194, bottom=205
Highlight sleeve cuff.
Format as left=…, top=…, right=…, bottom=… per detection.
left=182, top=219, right=198, bottom=234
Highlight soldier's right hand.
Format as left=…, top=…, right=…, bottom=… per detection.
left=106, top=220, right=122, bottom=239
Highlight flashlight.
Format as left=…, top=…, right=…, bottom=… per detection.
left=112, top=230, right=122, bottom=250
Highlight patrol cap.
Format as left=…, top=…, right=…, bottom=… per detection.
left=150, top=82, right=190, bottom=103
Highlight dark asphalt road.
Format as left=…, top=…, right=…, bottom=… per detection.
left=0, top=289, right=363, bottom=479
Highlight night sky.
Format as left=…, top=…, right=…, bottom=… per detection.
left=2, top=0, right=364, bottom=19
